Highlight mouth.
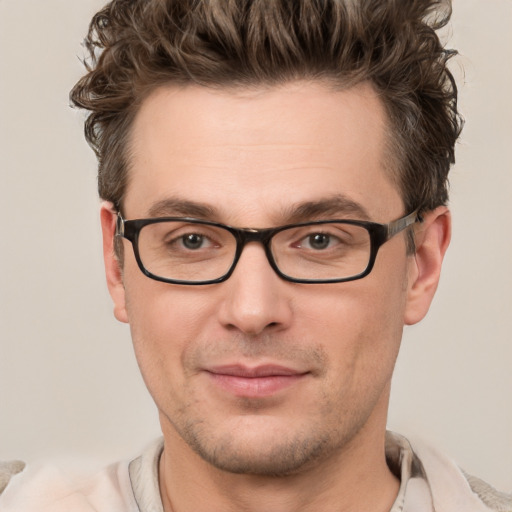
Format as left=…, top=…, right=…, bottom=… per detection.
left=204, top=364, right=309, bottom=398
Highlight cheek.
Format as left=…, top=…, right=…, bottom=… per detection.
left=124, top=255, right=215, bottom=333
left=299, top=267, right=408, bottom=375
left=122, top=267, right=217, bottom=386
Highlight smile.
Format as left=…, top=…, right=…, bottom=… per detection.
left=204, top=365, right=309, bottom=398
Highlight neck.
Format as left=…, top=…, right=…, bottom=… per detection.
left=158, top=412, right=399, bottom=512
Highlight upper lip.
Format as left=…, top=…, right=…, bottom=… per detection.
left=206, top=364, right=307, bottom=378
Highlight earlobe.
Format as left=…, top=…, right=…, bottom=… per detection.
left=100, top=202, right=129, bottom=323
left=404, top=206, right=451, bottom=326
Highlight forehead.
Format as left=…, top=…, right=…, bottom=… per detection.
left=124, top=81, right=403, bottom=223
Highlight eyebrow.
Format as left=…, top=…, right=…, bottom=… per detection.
left=147, top=198, right=218, bottom=219
left=146, top=194, right=370, bottom=225
left=281, top=195, right=371, bottom=223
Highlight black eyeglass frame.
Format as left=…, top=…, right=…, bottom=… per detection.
left=115, top=210, right=420, bottom=285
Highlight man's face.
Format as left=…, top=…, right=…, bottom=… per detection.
left=107, top=82, right=419, bottom=476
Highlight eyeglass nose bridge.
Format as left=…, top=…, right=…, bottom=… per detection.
left=228, top=226, right=282, bottom=279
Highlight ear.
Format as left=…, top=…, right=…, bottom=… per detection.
left=404, top=206, right=451, bottom=325
left=100, top=202, right=129, bottom=323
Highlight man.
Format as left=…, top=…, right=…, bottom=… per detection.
left=0, top=0, right=510, bottom=511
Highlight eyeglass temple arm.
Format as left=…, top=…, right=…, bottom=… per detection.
left=115, top=212, right=125, bottom=237
left=386, top=209, right=421, bottom=238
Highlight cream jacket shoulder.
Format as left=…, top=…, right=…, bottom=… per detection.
left=1, top=434, right=510, bottom=512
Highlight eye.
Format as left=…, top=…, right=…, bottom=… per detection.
left=298, top=232, right=341, bottom=250
left=181, top=233, right=209, bottom=250
left=304, top=233, right=333, bottom=250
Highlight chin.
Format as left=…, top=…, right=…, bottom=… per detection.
left=175, top=414, right=351, bottom=477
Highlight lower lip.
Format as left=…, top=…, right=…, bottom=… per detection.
left=207, top=373, right=306, bottom=398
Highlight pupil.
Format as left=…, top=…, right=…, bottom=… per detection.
left=309, top=233, right=329, bottom=250
left=183, top=234, right=203, bottom=249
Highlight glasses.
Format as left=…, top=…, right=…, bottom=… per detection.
left=115, top=210, right=419, bottom=285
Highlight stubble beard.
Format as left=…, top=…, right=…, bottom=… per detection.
left=179, top=419, right=334, bottom=477
left=163, top=387, right=372, bottom=478
left=156, top=334, right=385, bottom=478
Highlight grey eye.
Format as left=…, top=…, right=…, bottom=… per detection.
left=182, top=233, right=205, bottom=249
left=307, top=233, right=331, bottom=250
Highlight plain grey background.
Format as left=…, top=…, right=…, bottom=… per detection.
left=1, top=0, right=511, bottom=491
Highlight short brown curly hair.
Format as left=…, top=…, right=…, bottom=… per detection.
left=70, top=0, right=462, bottom=215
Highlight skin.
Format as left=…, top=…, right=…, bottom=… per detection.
left=101, top=81, right=450, bottom=512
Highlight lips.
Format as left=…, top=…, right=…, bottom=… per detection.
left=205, top=364, right=308, bottom=398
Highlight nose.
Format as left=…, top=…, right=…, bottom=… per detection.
left=217, top=242, right=293, bottom=336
